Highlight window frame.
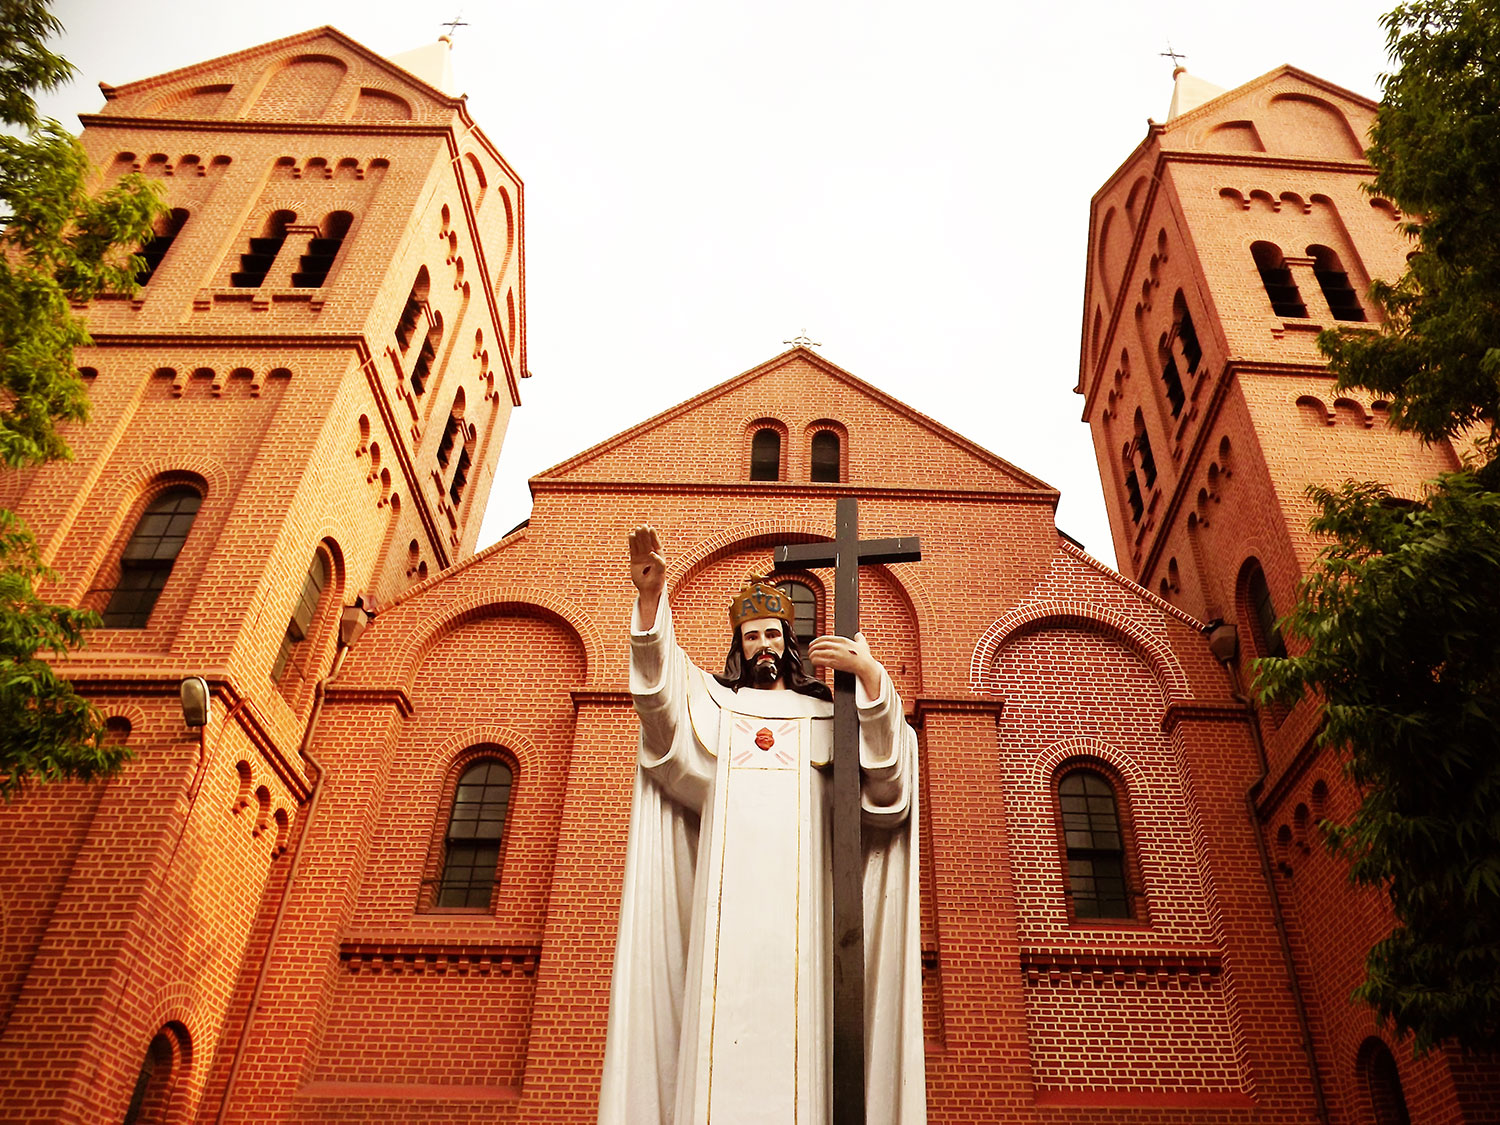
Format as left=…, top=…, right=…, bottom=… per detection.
left=749, top=424, right=784, bottom=481
left=90, top=481, right=205, bottom=630
left=419, top=748, right=518, bottom=914
left=1051, top=760, right=1149, bottom=926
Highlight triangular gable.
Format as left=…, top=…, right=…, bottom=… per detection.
left=1158, top=64, right=1377, bottom=158
left=97, top=26, right=462, bottom=121
left=537, top=347, right=1054, bottom=494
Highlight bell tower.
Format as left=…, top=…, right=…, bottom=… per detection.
left=1077, top=65, right=1487, bottom=1121
left=0, top=28, right=526, bottom=1122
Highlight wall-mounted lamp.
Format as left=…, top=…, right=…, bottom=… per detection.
left=179, top=676, right=211, bottom=728
left=339, top=603, right=370, bottom=649
left=1204, top=620, right=1240, bottom=666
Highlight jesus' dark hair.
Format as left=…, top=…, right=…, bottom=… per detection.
left=715, top=619, right=832, bottom=700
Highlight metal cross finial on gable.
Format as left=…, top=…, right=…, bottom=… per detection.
left=441, top=15, right=470, bottom=38
left=1160, top=43, right=1188, bottom=67
left=784, top=330, right=822, bottom=349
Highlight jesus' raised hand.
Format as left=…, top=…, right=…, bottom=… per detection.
left=628, top=524, right=666, bottom=627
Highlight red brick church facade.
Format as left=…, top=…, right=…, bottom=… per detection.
left=0, top=28, right=1492, bottom=1125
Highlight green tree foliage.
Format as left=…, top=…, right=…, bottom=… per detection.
left=1257, top=0, right=1500, bottom=1053
left=0, top=0, right=164, bottom=795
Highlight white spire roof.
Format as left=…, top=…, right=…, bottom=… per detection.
left=387, top=36, right=456, bottom=95
left=1166, top=66, right=1226, bottom=121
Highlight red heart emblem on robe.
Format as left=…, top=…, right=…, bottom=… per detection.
left=755, top=727, right=775, bottom=751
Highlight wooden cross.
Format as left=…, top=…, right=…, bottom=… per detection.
left=772, top=497, right=920, bottom=1123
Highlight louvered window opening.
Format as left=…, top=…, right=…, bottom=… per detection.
left=449, top=447, right=472, bottom=505
left=291, top=212, right=352, bottom=288
left=1137, top=430, right=1158, bottom=487
left=135, top=209, right=188, bottom=286
left=1125, top=471, right=1144, bottom=522
left=1178, top=311, right=1203, bottom=373
left=1162, top=356, right=1185, bottom=417
left=410, top=335, right=437, bottom=396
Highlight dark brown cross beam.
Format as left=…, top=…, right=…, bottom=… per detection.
left=772, top=497, right=920, bottom=1124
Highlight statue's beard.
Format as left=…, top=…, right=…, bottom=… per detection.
left=750, top=650, right=781, bottom=686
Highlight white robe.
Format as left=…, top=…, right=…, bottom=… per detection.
left=600, top=600, right=926, bottom=1124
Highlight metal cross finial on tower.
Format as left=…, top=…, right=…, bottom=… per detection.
left=1160, top=43, right=1188, bottom=68
left=441, top=15, right=469, bottom=38
left=784, top=330, right=822, bottom=349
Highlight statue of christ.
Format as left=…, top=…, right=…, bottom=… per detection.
left=599, top=524, right=926, bottom=1124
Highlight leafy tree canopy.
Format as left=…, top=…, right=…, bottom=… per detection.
left=1319, top=0, right=1500, bottom=469
left=1259, top=0, right=1500, bottom=1054
left=0, top=0, right=163, bottom=794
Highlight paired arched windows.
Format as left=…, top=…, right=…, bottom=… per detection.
left=748, top=424, right=846, bottom=482
left=434, top=758, right=514, bottom=908
left=100, top=486, right=202, bottom=628
left=1055, top=765, right=1138, bottom=921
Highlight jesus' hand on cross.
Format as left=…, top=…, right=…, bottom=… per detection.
left=808, top=631, right=883, bottom=700
left=628, top=524, right=667, bottom=629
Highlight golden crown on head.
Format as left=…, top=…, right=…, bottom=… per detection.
left=729, top=574, right=794, bottom=631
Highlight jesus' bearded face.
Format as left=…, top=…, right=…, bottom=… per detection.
left=739, top=616, right=787, bottom=689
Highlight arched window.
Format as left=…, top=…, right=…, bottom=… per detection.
left=395, top=267, right=430, bottom=350
left=100, top=486, right=201, bottom=628
left=291, top=210, right=352, bottom=287
left=1309, top=245, right=1365, bottom=321
left=231, top=210, right=295, bottom=287
left=750, top=428, right=781, bottom=481
left=135, top=208, right=189, bottom=286
left=774, top=578, right=819, bottom=651
left=1057, top=768, right=1134, bottom=919
left=810, top=430, right=841, bottom=483
left=438, top=759, right=513, bottom=907
left=1251, top=241, right=1307, bottom=319
left=121, top=1024, right=187, bottom=1125
left=1359, top=1038, right=1412, bottom=1125
left=272, top=550, right=331, bottom=684
left=1245, top=561, right=1287, bottom=659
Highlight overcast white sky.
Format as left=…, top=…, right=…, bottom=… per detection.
left=40, top=0, right=1394, bottom=569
